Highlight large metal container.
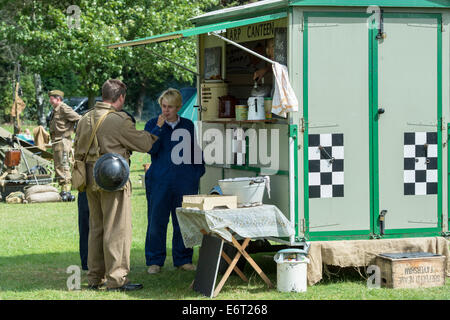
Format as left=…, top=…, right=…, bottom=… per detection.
left=200, top=82, right=228, bottom=121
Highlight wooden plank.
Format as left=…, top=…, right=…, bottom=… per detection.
left=213, top=238, right=250, bottom=297
left=221, top=249, right=248, bottom=282
left=231, top=236, right=273, bottom=288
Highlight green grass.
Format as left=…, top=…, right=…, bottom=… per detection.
left=0, top=122, right=449, bottom=300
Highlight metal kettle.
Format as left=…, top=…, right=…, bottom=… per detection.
left=250, top=81, right=271, bottom=97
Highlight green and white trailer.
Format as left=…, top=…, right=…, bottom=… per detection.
left=109, top=0, right=450, bottom=245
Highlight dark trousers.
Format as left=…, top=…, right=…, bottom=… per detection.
left=78, top=191, right=90, bottom=271
left=145, top=183, right=193, bottom=267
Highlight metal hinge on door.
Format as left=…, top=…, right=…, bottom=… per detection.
left=379, top=210, right=388, bottom=236
left=299, top=218, right=305, bottom=233
left=300, top=118, right=307, bottom=132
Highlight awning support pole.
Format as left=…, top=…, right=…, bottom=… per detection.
left=145, top=48, right=199, bottom=76
left=209, top=32, right=276, bottom=65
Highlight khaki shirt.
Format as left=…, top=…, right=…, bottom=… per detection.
left=74, top=101, right=158, bottom=163
left=49, top=102, right=82, bottom=141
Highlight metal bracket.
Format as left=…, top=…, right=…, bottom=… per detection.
left=145, top=48, right=199, bottom=76
left=379, top=210, right=388, bottom=236
left=300, top=118, right=308, bottom=132
left=369, top=233, right=381, bottom=239
left=440, top=231, right=450, bottom=238
left=289, top=124, right=298, bottom=139
left=375, top=9, right=385, bottom=40
left=299, top=218, right=305, bottom=233
left=209, top=32, right=276, bottom=65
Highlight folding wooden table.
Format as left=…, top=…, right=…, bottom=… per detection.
left=176, top=205, right=294, bottom=298
left=194, top=229, right=273, bottom=297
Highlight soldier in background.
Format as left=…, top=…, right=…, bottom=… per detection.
left=48, top=90, right=81, bottom=200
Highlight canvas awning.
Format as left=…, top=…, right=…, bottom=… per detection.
left=107, top=11, right=287, bottom=49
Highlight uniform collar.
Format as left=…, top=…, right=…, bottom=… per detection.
left=53, top=101, right=63, bottom=112
left=95, top=101, right=115, bottom=110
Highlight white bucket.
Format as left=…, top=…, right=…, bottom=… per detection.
left=218, top=177, right=268, bottom=207
left=274, top=249, right=310, bottom=293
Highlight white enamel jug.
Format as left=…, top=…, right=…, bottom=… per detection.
left=247, top=96, right=265, bottom=120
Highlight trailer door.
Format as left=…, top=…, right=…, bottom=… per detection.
left=376, top=14, right=442, bottom=235
left=304, top=13, right=372, bottom=238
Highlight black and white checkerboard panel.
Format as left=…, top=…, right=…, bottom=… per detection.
left=232, top=128, right=246, bottom=165
left=404, top=131, right=438, bottom=196
left=308, top=133, right=344, bottom=199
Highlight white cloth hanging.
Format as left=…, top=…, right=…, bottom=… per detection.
left=271, top=62, right=299, bottom=118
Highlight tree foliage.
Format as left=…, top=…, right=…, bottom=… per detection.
left=0, top=0, right=249, bottom=122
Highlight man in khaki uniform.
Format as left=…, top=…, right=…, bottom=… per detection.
left=73, top=79, right=158, bottom=291
left=48, top=90, right=81, bottom=198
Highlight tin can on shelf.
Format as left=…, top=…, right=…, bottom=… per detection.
left=235, top=105, right=248, bottom=121
left=264, top=97, right=272, bottom=119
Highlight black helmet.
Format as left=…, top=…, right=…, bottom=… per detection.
left=93, top=153, right=130, bottom=191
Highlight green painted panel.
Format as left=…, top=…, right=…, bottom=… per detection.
left=290, top=124, right=300, bottom=239
left=306, top=230, right=441, bottom=241
left=290, top=0, right=450, bottom=8
left=369, top=23, right=379, bottom=237
left=448, top=123, right=450, bottom=230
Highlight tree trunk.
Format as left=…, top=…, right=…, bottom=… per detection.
left=135, top=85, right=146, bottom=121
left=34, top=73, right=46, bottom=126
left=88, top=93, right=96, bottom=108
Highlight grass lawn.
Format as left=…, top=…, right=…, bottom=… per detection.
left=0, top=122, right=449, bottom=300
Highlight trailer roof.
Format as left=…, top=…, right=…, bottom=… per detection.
left=108, top=0, right=450, bottom=49
left=190, top=0, right=288, bottom=25
left=191, top=0, right=450, bottom=25
left=289, top=0, right=450, bottom=8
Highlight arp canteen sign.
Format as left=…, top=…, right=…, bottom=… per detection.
left=227, top=21, right=275, bottom=43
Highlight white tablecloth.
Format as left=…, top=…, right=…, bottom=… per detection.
left=176, top=204, right=295, bottom=248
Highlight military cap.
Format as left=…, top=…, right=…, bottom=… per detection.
left=48, top=90, right=64, bottom=98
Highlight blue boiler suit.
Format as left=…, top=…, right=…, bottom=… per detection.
left=144, top=116, right=205, bottom=267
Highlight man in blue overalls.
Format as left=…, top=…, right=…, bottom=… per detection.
left=144, top=88, right=205, bottom=274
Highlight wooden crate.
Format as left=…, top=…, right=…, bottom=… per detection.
left=375, top=252, right=446, bottom=289
left=182, top=194, right=237, bottom=210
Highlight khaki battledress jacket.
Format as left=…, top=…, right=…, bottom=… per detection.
left=74, top=101, right=158, bottom=288
left=49, top=102, right=81, bottom=187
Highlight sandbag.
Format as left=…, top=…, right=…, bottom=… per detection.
left=27, top=191, right=61, bottom=203
left=6, top=191, right=25, bottom=204
left=24, top=185, right=59, bottom=199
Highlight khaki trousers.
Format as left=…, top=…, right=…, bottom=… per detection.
left=86, top=181, right=132, bottom=289
left=53, top=138, right=72, bottom=188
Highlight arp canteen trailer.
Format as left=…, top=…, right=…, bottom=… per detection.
left=108, top=0, right=450, bottom=283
